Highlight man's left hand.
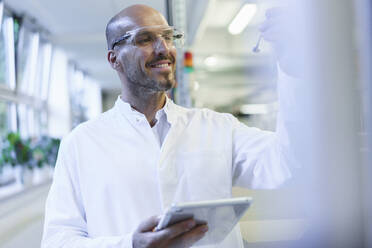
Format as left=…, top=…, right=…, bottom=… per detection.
left=259, top=7, right=302, bottom=77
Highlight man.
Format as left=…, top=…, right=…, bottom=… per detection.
left=42, top=4, right=295, bottom=248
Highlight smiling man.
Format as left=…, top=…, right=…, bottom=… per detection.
left=42, top=4, right=296, bottom=248
left=106, top=5, right=178, bottom=126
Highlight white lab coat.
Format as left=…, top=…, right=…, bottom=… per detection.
left=41, top=68, right=296, bottom=248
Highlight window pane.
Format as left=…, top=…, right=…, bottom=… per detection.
left=69, top=68, right=87, bottom=127
left=17, top=104, right=28, bottom=137
left=0, top=101, right=9, bottom=137
left=0, top=101, right=16, bottom=137
left=36, top=42, right=52, bottom=101
left=27, top=106, right=35, bottom=137
left=17, top=26, right=39, bottom=95
left=9, top=102, right=17, bottom=132
left=0, top=15, right=16, bottom=89
left=0, top=18, right=6, bottom=85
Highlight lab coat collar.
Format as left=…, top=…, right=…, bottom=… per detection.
left=113, top=94, right=188, bottom=126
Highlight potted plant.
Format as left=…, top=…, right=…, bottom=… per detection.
left=0, top=134, right=18, bottom=186
left=6, top=132, right=33, bottom=187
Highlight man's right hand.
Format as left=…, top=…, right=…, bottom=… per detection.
left=132, top=216, right=208, bottom=248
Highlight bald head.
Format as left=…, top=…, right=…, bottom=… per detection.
left=105, top=4, right=169, bottom=50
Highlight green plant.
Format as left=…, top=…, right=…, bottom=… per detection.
left=1, top=132, right=32, bottom=169
left=0, top=135, right=17, bottom=167
left=0, top=132, right=61, bottom=170
left=30, top=136, right=61, bottom=168
left=46, top=137, right=60, bottom=167
left=30, top=136, right=48, bottom=168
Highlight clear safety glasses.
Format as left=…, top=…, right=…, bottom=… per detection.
left=111, top=25, right=184, bottom=50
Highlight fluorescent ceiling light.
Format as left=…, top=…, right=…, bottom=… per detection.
left=228, top=3, right=257, bottom=35
left=240, top=104, right=268, bottom=115
left=193, top=81, right=200, bottom=91
left=204, top=56, right=218, bottom=67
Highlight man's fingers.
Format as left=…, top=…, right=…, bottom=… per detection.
left=156, top=218, right=196, bottom=240
left=170, top=224, right=209, bottom=248
left=136, top=215, right=160, bottom=232
left=265, top=7, right=285, bottom=19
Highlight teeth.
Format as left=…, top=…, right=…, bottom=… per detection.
left=154, top=63, right=169, bottom=68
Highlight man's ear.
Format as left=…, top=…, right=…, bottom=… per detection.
left=107, top=50, right=120, bottom=70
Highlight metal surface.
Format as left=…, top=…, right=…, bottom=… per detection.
left=170, top=0, right=191, bottom=107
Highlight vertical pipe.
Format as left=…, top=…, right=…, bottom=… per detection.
left=168, top=0, right=191, bottom=107
left=287, top=0, right=364, bottom=247
left=356, top=0, right=372, bottom=246
left=165, top=0, right=173, bottom=26
left=0, top=2, right=3, bottom=31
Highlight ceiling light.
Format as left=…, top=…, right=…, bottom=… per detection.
left=228, top=3, right=257, bottom=35
left=193, top=81, right=200, bottom=91
left=240, top=104, right=268, bottom=115
left=204, top=56, right=218, bottom=67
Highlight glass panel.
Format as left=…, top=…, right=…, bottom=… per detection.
left=27, top=106, right=35, bottom=137
left=17, top=104, right=28, bottom=138
left=40, top=109, right=48, bottom=135
left=0, top=15, right=9, bottom=86
left=69, top=68, right=87, bottom=127
left=0, top=100, right=9, bottom=138
left=0, top=101, right=15, bottom=137
left=17, top=26, right=39, bottom=95
left=8, top=102, right=17, bottom=132
left=33, top=109, right=48, bottom=136
left=36, top=42, right=52, bottom=101
left=0, top=15, right=15, bottom=89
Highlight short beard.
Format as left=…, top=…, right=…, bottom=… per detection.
left=124, top=57, right=175, bottom=94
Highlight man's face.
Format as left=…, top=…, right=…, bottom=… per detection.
left=114, top=24, right=177, bottom=92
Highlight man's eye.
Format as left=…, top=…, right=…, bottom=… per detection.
left=136, top=35, right=153, bottom=44
left=163, top=35, right=173, bottom=41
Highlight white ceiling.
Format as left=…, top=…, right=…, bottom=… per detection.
left=3, top=0, right=278, bottom=111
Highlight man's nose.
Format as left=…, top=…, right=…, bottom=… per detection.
left=153, top=37, right=170, bottom=54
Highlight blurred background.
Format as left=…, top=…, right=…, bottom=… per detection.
left=0, top=0, right=371, bottom=247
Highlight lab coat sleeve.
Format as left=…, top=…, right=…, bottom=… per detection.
left=41, top=136, right=133, bottom=248
left=232, top=65, right=300, bottom=189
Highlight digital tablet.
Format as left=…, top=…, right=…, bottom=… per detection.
left=155, top=197, right=252, bottom=246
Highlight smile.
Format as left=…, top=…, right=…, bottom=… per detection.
left=147, top=59, right=173, bottom=72
left=151, top=63, right=170, bottom=68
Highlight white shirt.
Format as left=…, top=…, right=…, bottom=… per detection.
left=151, top=103, right=170, bottom=147
left=42, top=69, right=296, bottom=248
left=120, top=98, right=170, bottom=147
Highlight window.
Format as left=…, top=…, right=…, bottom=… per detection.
left=0, top=14, right=6, bottom=86
left=36, top=42, right=52, bottom=101
left=68, top=67, right=87, bottom=128
left=17, top=103, right=28, bottom=137
left=17, top=26, right=39, bottom=95
left=0, top=13, right=15, bottom=89
left=0, top=101, right=8, bottom=137
left=0, top=100, right=16, bottom=137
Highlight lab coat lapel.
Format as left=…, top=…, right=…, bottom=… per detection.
left=158, top=102, right=190, bottom=209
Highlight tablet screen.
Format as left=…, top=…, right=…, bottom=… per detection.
left=171, top=200, right=251, bottom=246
